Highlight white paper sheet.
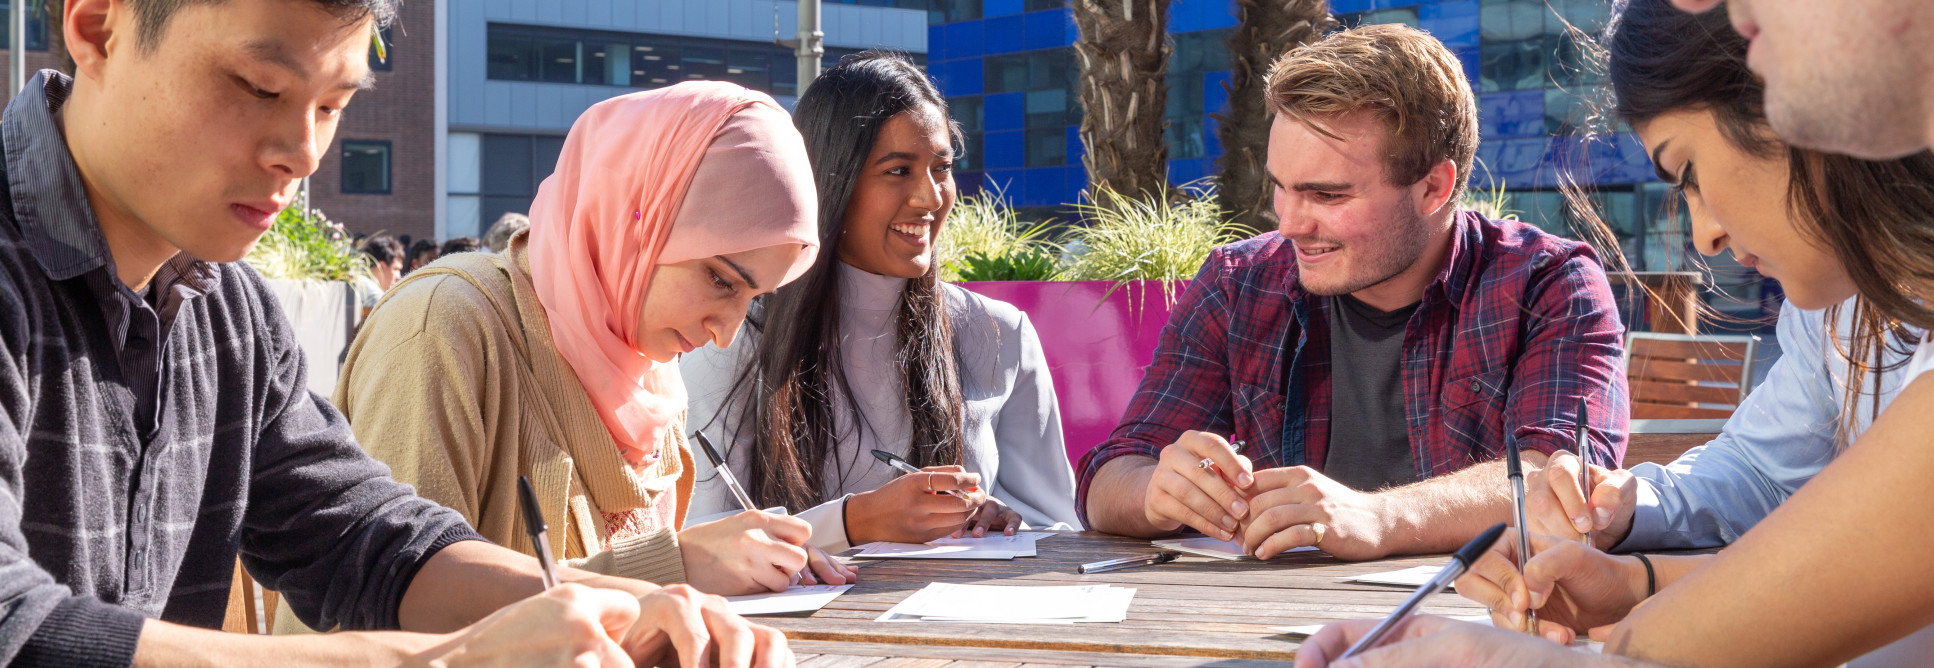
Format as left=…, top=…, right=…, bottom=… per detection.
left=1151, top=536, right=1320, bottom=561
left=874, top=583, right=1135, bottom=623
left=1349, top=564, right=1449, bottom=588
left=1269, top=615, right=1602, bottom=652
left=855, top=531, right=1055, bottom=560
left=724, top=584, right=853, bottom=616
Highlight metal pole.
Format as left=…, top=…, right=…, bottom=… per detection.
left=794, top=0, right=821, bottom=96
left=11, top=0, right=25, bottom=96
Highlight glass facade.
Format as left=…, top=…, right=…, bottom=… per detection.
left=486, top=24, right=874, bottom=97
left=925, top=0, right=1711, bottom=279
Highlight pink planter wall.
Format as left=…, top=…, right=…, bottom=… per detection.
left=956, top=280, right=1179, bottom=465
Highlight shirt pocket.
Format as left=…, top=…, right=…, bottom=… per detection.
left=1234, top=383, right=1286, bottom=457
left=1439, top=368, right=1509, bottom=458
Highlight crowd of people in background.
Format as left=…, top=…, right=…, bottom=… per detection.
left=6, top=0, right=1934, bottom=666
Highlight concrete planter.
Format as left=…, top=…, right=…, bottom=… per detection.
left=262, top=279, right=362, bottom=399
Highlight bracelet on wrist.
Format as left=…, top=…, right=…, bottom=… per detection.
left=1632, top=552, right=1657, bottom=598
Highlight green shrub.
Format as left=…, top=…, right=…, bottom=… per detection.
left=950, top=248, right=1066, bottom=282
left=938, top=187, right=1064, bottom=282
left=1063, top=181, right=1246, bottom=304
left=243, top=204, right=370, bottom=283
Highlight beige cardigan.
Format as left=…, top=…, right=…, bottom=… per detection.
left=276, top=233, right=690, bottom=633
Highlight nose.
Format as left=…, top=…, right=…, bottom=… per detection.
left=910, top=168, right=945, bottom=212
left=708, top=301, right=754, bottom=350
left=263, top=107, right=326, bottom=179
left=1686, top=199, right=1728, bottom=258
left=1275, top=197, right=1316, bottom=239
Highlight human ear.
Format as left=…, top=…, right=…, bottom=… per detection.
left=65, top=0, right=124, bottom=83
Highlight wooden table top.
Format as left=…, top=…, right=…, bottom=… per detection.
left=763, top=532, right=1490, bottom=664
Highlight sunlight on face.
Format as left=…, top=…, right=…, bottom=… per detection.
left=836, top=108, right=956, bottom=279
left=633, top=244, right=806, bottom=363
left=1635, top=109, right=1855, bottom=309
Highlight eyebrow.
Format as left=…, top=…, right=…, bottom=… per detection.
left=245, top=40, right=375, bottom=91
left=1292, top=182, right=1352, bottom=192
left=1650, top=139, right=1676, bottom=184
left=716, top=255, right=761, bottom=291
left=871, top=149, right=954, bottom=166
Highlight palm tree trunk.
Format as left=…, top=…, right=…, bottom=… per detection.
left=1216, top=0, right=1331, bottom=232
left=1071, top=0, right=1171, bottom=205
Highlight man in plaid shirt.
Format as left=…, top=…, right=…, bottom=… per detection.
left=1079, top=25, right=1628, bottom=561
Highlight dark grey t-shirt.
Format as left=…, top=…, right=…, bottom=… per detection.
left=1322, top=294, right=1421, bottom=491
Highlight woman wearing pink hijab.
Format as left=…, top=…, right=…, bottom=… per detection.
left=276, top=81, right=847, bottom=636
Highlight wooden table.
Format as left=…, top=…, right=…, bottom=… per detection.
left=762, top=532, right=1490, bottom=665
left=1626, top=432, right=1718, bottom=468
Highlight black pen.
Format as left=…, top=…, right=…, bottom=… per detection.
left=871, top=449, right=971, bottom=500
left=516, top=475, right=559, bottom=590
left=1505, top=435, right=1536, bottom=634
left=693, top=432, right=758, bottom=511
left=1339, top=523, right=1507, bottom=659
left=1575, top=396, right=1593, bottom=546
left=1078, top=551, right=1180, bottom=574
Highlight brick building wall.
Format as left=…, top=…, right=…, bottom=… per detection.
left=308, top=0, right=437, bottom=243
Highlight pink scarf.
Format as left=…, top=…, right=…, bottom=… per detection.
left=526, top=81, right=819, bottom=466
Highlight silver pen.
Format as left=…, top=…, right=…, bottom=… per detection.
left=1340, top=523, right=1507, bottom=659
left=872, top=449, right=971, bottom=500
left=693, top=432, right=757, bottom=511
left=1078, top=551, right=1181, bottom=575
left=1575, top=396, right=1594, bottom=547
left=1505, top=435, right=1537, bottom=634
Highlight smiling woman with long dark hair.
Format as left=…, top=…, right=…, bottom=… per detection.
left=682, top=51, right=1081, bottom=548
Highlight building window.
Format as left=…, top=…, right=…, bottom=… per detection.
left=341, top=141, right=392, bottom=194
left=368, top=26, right=393, bottom=71
left=0, top=0, right=51, bottom=51
left=484, top=24, right=881, bottom=96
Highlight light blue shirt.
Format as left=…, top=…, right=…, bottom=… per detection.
left=1618, top=298, right=1913, bottom=551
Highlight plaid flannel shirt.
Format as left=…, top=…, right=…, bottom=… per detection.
left=1075, top=210, right=1629, bottom=525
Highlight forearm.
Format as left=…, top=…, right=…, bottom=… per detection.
left=398, top=540, right=659, bottom=633
left=1083, top=455, right=1172, bottom=538
left=1376, top=454, right=1548, bottom=555
left=133, top=618, right=439, bottom=667
left=1609, top=380, right=1934, bottom=667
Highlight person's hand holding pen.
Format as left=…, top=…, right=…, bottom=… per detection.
left=1141, top=430, right=1256, bottom=542
left=685, top=433, right=856, bottom=595
left=1454, top=532, right=1653, bottom=645
left=844, top=463, right=988, bottom=545
left=1523, top=451, right=1638, bottom=550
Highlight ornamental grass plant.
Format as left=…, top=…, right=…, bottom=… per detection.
left=243, top=204, right=370, bottom=283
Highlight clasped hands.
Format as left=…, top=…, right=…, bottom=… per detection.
left=1141, top=430, right=1393, bottom=561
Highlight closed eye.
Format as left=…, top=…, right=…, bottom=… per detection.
left=708, top=267, right=734, bottom=293
left=234, top=75, right=278, bottom=100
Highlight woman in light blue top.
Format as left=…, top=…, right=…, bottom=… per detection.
left=1295, top=1, right=1934, bottom=666
left=681, top=51, right=1080, bottom=551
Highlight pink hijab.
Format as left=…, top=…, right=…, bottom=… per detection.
left=526, top=82, right=819, bottom=466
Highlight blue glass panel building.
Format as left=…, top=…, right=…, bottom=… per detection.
left=925, top=0, right=1767, bottom=308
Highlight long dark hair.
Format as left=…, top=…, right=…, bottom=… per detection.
left=1601, top=0, right=1934, bottom=443
left=721, top=51, right=967, bottom=510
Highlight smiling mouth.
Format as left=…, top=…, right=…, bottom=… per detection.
left=890, top=222, right=931, bottom=240
left=1296, top=244, right=1340, bottom=257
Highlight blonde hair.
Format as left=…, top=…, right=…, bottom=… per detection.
left=1264, top=24, right=1479, bottom=199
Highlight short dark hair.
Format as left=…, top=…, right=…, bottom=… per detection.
left=358, top=233, right=403, bottom=265
left=407, top=238, right=438, bottom=260
left=127, top=0, right=398, bottom=52
left=438, top=236, right=481, bottom=256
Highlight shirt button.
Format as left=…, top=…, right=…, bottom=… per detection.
left=1469, top=380, right=1481, bottom=392
left=132, top=547, right=145, bottom=565
left=133, top=505, right=147, bottom=525
left=128, top=336, right=149, bottom=350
